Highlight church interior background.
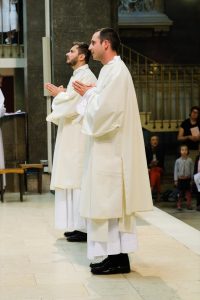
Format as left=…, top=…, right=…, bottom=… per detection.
left=0, top=0, right=199, bottom=202
left=0, top=1, right=200, bottom=299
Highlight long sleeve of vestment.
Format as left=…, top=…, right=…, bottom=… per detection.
left=46, top=66, right=97, bottom=126
left=46, top=89, right=80, bottom=125
left=82, top=67, right=125, bottom=137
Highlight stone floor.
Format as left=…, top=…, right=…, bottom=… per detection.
left=155, top=199, right=200, bottom=231
left=153, top=179, right=200, bottom=230
left=0, top=192, right=200, bottom=300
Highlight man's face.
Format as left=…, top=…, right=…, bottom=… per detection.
left=89, top=31, right=104, bottom=61
left=190, top=109, right=199, bottom=120
left=150, top=136, right=159, bottom=147
left=66, top=45, right=79, bottom=67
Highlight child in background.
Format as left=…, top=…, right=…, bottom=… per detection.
left=145, top=135, right=164, bottom=202
left=174, top=145, right=194, bottom=210
left=193, top=143, right=200, bottom=211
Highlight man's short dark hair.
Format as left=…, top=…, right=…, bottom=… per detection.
left=72, top=42, right=91, bottom=64
left=190, top=106, right=200, bottom=114
left=189, top=106, right=200, bottom=121
left=97, top=28, right=121, bottom=53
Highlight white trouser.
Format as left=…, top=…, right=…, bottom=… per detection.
left=55, top=188, right=86, bottom=232
left=87, top=218, right=138, bottom=260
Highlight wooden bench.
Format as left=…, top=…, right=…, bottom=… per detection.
left=19, top=164, right=43, bottom=194
left=0, top=168, right=24, bottom=202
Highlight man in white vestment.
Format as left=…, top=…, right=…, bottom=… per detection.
left=73, top=28, right=153, bottom=274
left=0, top=75, right=6, bottom=188
left=45, top=42, right=97, bottom=242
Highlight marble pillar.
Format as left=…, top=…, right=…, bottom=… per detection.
left=24, top=0, right=118, bottom=163
left=24, top=0, right=46, bottom=163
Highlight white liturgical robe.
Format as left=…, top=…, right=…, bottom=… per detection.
left=0, top=88, right=6, bottom=188
left=47, top=64, right=97, bottom=190
left=46, top=64, right=96, bottom=230
left=79, top=57, right=153, bottom=245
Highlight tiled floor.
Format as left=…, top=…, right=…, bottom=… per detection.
left=0, top=192, right=200, bottom=300
left=155, top=200, right=200, bottom=231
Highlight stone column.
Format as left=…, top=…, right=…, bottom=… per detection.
left=24, top=0, right=47, bottom=163
left=50, top=0, right=118, bottom=147
left=51, top=0, right=118, bottom=85
left=24, top=0, right=118, bottom=163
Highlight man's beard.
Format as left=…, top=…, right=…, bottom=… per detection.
left=66, top=57, right=78, bottom=67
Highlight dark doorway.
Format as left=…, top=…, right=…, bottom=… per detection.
left=1, top=76, right=14, bottom=112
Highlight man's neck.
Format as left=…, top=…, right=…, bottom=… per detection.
left=101, top=52, right=118, bottom=65
left=72, top=62, right=86, bottom=71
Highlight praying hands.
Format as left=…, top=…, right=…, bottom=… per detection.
left=72, top=81, right=95, bottom=96
left=44, top=83, right=66, bottom=97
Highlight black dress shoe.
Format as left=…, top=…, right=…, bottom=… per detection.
left=67, top=232, right=87, bottom=242
left=91, top=253, right=130, bottom=275
left=64, top=230, right=81, bottom=237
left=91, top=264, right=130, bottom=275
left=90, top=257, right=109, bottom=268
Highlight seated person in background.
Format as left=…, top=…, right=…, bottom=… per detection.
left=177, top=106, right=200, bottom=161
left=174, top=145, right=193, bottom=211
left=193, top=143, right=200, bottom=212
left=145, top=135, right=164, bottom=201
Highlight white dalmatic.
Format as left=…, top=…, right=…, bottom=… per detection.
left=46, top=64, right=97, bottom=232
left=78, top=57, right=153, bottom=258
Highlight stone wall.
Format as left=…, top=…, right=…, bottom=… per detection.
left=24, top=0, right=118, bottom=163
left=50, top=0, right=118, bottom=149
left=51, top=0, right=118, bottom=85
left=24, top=0, right=46, bottom=163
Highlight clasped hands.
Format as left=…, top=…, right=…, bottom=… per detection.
left=44, top=81, right=95, bottom=97
left=72, top=81, right=96, bottom=96
left=44, top=83, right=66, bottom=97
